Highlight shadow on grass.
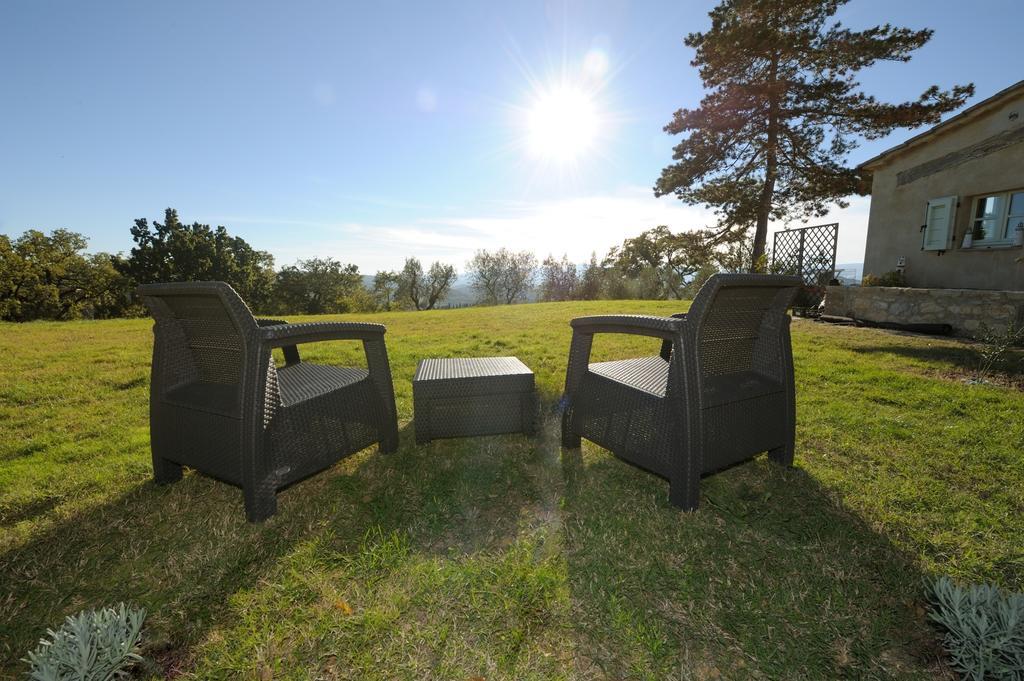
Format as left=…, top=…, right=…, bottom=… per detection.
left=0, top=419, right=546, bottom=676
left=558, top=444, right=951, bottom=680
left=1, top=471, right=317, bottom=673
left=849, top=342, right=1023, bottom=387
left=3, top=406, right=953, bottom=679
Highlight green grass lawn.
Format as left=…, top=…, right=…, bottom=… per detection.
left=1, top=301, right=1021, bottom=679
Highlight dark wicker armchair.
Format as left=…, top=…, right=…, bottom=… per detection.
left=138, top=281, right=399, bottom=521
left=561, top=274, right=801, bottom=510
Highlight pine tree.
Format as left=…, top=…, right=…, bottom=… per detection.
left=655, top=0, right=973, bottom=266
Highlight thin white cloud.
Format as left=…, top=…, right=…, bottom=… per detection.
left=255, top=186, right=869, bottom=274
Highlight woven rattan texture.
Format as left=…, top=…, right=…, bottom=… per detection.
left=561, top=273, right=800, bottom=511
left=413, top=357, right=536, bottom=443
left=415, top=356, right=532, bottom=380
left=589, top=356, right=669, bottom=397
left=139, top=281, right=399, bottom=522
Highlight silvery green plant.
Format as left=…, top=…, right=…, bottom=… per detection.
left=928, top=576, right=1024, bottom=681
left=23, top=603, right=146, bottom=681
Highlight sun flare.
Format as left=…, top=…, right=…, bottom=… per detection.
left=526, top=86, right=599, bottom=163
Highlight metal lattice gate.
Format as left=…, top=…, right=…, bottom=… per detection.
left=770, top=223, right=839, bottom=315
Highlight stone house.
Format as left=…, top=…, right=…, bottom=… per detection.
left=825, top=81, right=1024, bottom=335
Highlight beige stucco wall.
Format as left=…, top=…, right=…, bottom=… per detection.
left=863, top=91, right=1024, bottom=291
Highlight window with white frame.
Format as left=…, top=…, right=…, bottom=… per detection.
left=969, top=190, right=1024, bottom=246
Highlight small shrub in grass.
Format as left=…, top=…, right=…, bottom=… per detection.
left=928, top=577, right=1024, bottom=681
left=23, top=603, right=146, bottom=681
left=973, top=322, right=1024, bottom=381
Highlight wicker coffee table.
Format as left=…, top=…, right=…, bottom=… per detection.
left=413, top=357, right=536, bottom=443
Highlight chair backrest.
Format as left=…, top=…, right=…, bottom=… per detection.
left=685, top=274, right=801, bottom=379
left=138, top=282, right=258, bottom=389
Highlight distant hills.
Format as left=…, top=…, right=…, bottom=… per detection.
left=835, top=262, right=863, bottom=285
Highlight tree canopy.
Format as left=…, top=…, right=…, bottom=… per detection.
left=396, top=258, right=457, bottom=311
left=371, top=270, right=401, bottom=311
left=466, top=249, right=537, bottom=305
left=655, top=0, right=973, bottom=265
left=0, top=230, right=134, bottom=321
left=121, top=208, right=276, bottom=310
left=539, top=254, right=579, bottom=302
left=607, top=226, right=717, bottom=299
left=273, top=257, right=364, bottom=315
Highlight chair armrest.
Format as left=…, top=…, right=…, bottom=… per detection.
left=259, top=321, right=386, bottom=347
left=570, top=314, right=684, bottom=340
left=256, top=318, right=289, bottom=327
left=256, top=318, right=297, bottom=363
left=660, top=313, right=687, bottom=360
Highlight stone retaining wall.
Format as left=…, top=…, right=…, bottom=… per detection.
left=823, top=286, right=1024, bottom=337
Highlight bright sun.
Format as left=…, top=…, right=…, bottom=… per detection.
left=526, top=86, right=599, bottom=163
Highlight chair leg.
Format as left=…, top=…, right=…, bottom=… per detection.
left=152, top=456, right=183, bottom=485
left=380, top=432, right=399, bottom=454
left=244, top=483, right=278, bottom=523
left=669, top=438, right=701, bottom=511
left=379, top=406, right=400, bottom=453
left=768, top=442, right=794, bottom=467
left=668, top=475, right=700, bottom=511
left=561, top=413, right=581, bottom=449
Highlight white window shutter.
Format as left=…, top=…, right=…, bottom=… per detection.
left=922, top=196, right=956, bottom=251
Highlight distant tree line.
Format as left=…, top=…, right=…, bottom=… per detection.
left=1, top=207, right=762, bottom=322
left=0, top=208, right=462, bottom=321
left=459, top=225, right=756, bottom=307
left=0, top=229, right=134, bottom=321
left=371, top=258, right=458, bottom=312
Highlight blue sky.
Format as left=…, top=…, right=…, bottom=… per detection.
left=2, top=0, right=1021, bottom=273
